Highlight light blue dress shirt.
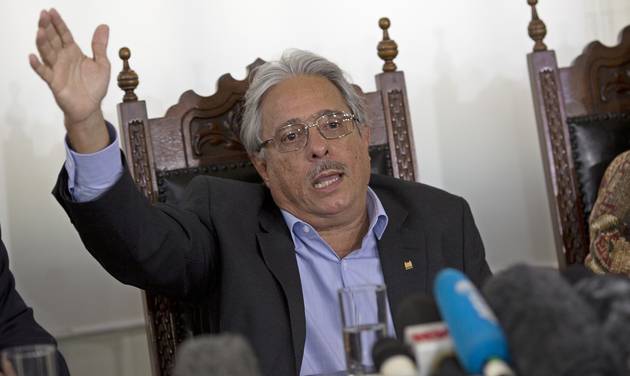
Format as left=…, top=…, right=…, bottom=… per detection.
left=281, top=190, right=395, bottom=376
left=64, top=123, right=122, bottom=202
left=65, top=124, right=396, bottom=375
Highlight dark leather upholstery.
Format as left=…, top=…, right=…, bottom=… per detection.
left=157, top=161, right=261, bottom=204
left=568, top=112, right=630, bottom=217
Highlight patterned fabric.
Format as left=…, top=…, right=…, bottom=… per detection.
left=585, top=150, right=630, bottom=275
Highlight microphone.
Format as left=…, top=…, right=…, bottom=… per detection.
left=428, top=356, right=467, bottom=376
left=372, top=337, right=417, bottom=376
left=482, top=264, right=625, bottom=376
left=172, top=333, right=262, bottom=376
left=561, top=264, right=595, bottom=285
left=574, top=273, right=630, bottom=372
left=396, top=293, right=454, bottom=376
left=433, top=268, right=513, bottom=376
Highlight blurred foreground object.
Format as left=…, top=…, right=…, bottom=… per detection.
left=173, top=334, right=261, bottom=376
left=483, top=264, right=624, bottom=375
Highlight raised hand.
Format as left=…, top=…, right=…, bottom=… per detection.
left=30, top=8, right=110, bottom=153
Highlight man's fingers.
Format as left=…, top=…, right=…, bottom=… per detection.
left=35, top=28, right=57, bottom=67
left=37, top=9, right=50, bottom=29
left=39, top=10, right=63, bottom=50
left=49, top=8, right=75, bottom=46
left=29, top=54, right=54, bottom=84
left=91, top=24, right=109, bottom=64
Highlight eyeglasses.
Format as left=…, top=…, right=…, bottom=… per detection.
left=259, top=111, right=358, bottom=153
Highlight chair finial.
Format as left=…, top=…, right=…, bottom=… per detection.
left=528, top=0, right=548, bottom=52
left=117, top=47, right=139, bottom=102
left=377, top=17, right=398, bottom=72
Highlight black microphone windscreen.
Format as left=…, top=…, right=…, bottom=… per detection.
left=173, top=334, right=261, bottom=376
left=561, top=264, right=595, bottom=285
left=575, top=273, right=630, bottom=370
left=372, top=337, right=415, bottom=371
left=482, top=264, right=624, bottom=376
left=429, top=356, right=467, bottom=376
left=396, top=293, right=441, bottom=331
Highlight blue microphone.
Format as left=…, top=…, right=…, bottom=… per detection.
left=433, top=268, right=513, bottom=376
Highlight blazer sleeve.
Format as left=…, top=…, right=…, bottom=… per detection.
left=0, top=238, right=70, bottom=376
left=52, top=163, right=216, bottom=299
left=461, top=199, right=492, bottom=287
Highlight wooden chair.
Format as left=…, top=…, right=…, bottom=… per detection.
left=116, top=17, right=418, bottom=376
left=526, top=0, right=630, bottom=269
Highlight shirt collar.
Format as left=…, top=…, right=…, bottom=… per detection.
left=366, top=187, right=389, bottom=240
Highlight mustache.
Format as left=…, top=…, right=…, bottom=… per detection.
left=307, top=160, right=348, bottom=181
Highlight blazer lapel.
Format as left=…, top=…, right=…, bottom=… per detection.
left=376, top=191, right=429, bottom=339
left=256, top=196, right=306, bottom=373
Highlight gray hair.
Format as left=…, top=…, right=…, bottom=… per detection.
left=241, top=49, right=367, bottom=155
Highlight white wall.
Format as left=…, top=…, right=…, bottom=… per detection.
left=1, top=0, right=629, bottom=373
left=58, top=326, right=150, bottom=376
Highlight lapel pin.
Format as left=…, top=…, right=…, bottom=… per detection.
left=404, top=260, right=413, bottom=270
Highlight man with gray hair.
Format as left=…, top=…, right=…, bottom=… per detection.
left=31, top=9, right=491, bottom=376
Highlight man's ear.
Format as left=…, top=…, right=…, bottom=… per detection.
left=250, top=153, right=270, bottom=183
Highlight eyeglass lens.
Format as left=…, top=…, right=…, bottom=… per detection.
left=275, top=113, right=355, bottom=152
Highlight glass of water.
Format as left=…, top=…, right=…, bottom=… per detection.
left=1, top=345, right=57, bottom=376
left=338, top=284, right=388, bottom=375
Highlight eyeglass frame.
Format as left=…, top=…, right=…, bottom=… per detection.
left=258, top=110, right=360, bottom=153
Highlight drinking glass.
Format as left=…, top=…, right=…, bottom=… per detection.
left=338, top=284, right=388, bottom=375
left=1, top=345, right=57, bottom=376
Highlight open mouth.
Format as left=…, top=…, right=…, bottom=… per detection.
left=312, top=172, right=344, bottom=189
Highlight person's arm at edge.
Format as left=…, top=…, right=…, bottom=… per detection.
left=0, top=236, right=70, bottom=376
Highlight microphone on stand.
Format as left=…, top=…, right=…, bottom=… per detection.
left=428, top=356, right=467, bottom=376
left=172, top=333, right=262, bottom=376
left=433, top=268, right=513, bottom=376
left=396, top=293, right=455, bottom=376
left=372, top=337, right=417, bottom=376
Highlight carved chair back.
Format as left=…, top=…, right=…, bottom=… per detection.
left=526, top=0, right=630, bottom=268
left=116, top=18, right=418, bottom=376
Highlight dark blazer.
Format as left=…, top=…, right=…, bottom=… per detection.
left=54, top=168, right=491, bottom=376
left=0, top=231, right=70, bottom=376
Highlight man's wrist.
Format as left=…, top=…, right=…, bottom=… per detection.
left=65, top=121, right=123, bottom=203
left=65, top=110, right=109, bottom=154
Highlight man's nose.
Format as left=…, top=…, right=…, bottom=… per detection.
left=307, top=127, right=329, bottom=159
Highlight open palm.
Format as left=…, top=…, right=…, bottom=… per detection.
left=30, top=8, right=110, bottom=126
